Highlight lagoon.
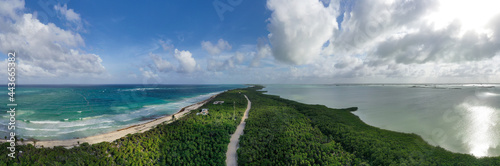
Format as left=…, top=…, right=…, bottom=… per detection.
left=264, top=84, right=500, bottom=157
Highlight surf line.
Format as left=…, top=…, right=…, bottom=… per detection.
left=6, top=51, right=17, bottom=158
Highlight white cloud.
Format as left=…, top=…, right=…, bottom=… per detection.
left=53, top=3, right=84, bottom=31
left=263, top=0, right=500, bottom=83
left=0, top=0, right=23, bottom=20
left=328, top=0, right=438, bottom=56
left=341, top=0, right=500, bottom=68
left=251, top=37, right=272, bottom=67
left=267, top=0, right=339, bottom=65
left=159, top=39, right=173, bottom=51
left=0, top=6, right=105, bottom=79
left=149, top=52, right=173, bottom=72
left=207, top=52, right=246, bottom=71
left=139, top=67, right=159, bottom=80
left=54, top=4, right=81, bottom=22
left=201, top=39, right=232, bottom=55
left=174, top=49, right=197, bottom=73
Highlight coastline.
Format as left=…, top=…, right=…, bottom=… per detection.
left=0, top=92, right=221, bottom=148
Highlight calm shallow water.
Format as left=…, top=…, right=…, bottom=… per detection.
left=0, top=84, right=245, bottom=140
left=264, top=84, right=500, bottom=157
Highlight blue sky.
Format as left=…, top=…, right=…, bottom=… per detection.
left=23, top=0, right=270, bottom=84
left=1, top=0, right=500, bottom=84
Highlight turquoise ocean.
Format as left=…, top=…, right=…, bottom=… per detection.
left=0, top=84, right=245, bottom=141
left=264, top=84, right=500, bottom=157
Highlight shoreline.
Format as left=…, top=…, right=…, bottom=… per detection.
left=0, top=92, right=221, bottom=148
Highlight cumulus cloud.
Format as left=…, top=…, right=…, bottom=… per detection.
left=0, top=2, right=105, bottom=78
left=369, top=23, right=500, bottom=66
left=207, top=52, right=245, bottom=71
left=54, top=4, right=81, bottom=22
left=0, top=0, right=23, bottom=21
left=54, top=3, right=84, bottom=31
left=201, top=39, right=232, bottom=55
left=326, top=0, right=499, bottom=67
left=251, top=38, right=272, bottom=67
left=147, top=45, right=199, bottom=75
left=267, top=0, right=338, bottom=65
left=264, top=0, right=500, bottom=82
left=328, top=0, right=437, bottom=55
left=149, top=53, right=173, bottom=72
left=139, top=67, right=159, bottom=80
left=174, top=49, right=197, bottom=73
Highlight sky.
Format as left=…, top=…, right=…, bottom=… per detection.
left=0, top=0, right=500, bottom=84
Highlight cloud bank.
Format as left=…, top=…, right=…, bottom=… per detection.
left=201, top=39, right=232, bottom=55
left=264, top=0, right=500, bottom=82
left=267, top=0, right=338, bottom=65
left=0, top=0, right=105, bottom=79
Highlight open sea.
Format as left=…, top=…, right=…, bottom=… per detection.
left=0, top=84, right=245, bottom=141
left=264, top=84, right=500, bottom=157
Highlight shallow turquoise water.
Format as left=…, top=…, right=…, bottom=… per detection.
left=264, top=84, right=500, bottom=157
left=0, top=84, right=244, bottom=140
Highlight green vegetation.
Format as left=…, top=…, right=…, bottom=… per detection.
left=2, top=85, right=500, bottom=165
left=238, top=85, right=500, bottom=165
left=238, top=86, right=360, bottom=165
left=0, top=90, right=248, bottom=165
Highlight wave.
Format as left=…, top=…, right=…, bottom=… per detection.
left=21, top=135, right=57, bottom=138
left=0, top=128, right=8, bottom=133
left=22, top=127, right=60, bottom=131
left=59, top=120, right=114, bottom=128
left=16, top=90, right=222, bottom=140
left=30, top=120, right=61, bottom=124
left=117, top=88, right=163, bottom=92
left=81, top=115, right=106, bottom=120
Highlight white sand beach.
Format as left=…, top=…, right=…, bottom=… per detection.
left=0, top=93, right=220, bottom=148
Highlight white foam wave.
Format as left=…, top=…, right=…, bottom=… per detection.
left=60, top=120, right=114, bottom=128
left=30, top=120, right=61, bottom=124
left=16, top=90, right=222, bottom=140
left=118, top=88, right=162, bottom=92
left=22, top=127, right=60, bottom=131
left=22, top=135, right=57, bottom=138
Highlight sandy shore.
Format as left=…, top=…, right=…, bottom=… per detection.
left=0, top=93, right=220, bottom=148
left=226, top=95, right=251, bottom=166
